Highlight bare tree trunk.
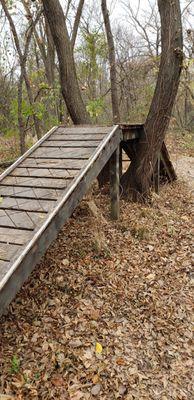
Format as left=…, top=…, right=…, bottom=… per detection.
left=101, top=0, right=120, bottom=124
left=22, top=1, right=55, bottom=87
left=42, top=0, right=90, bottom=124
left=18, top=73, right=26, bottom=154
left=71, top=0, right=85, bottom=49
left=45, top=17, right=55, bottom=85
left=121, top=0, right=183, bottom=201
left=98, top=0, right=120, bottom=188
left=0, top=0, right=42, bottom=140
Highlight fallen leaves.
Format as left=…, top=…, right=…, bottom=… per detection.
left=95, top=342, right=102, bottom=355
left=92, top=374, right=100, bottom=384
left=116, top=357, right=126, bottom=366
left=71, top=391, right=85, bottom=400
left=0, top=396, right=15, bottom=400
left=146, top=272, right=156, bottom=282
left=91, top=383, right=101, bottom=396
left=0, top=181, right=193, bottom=399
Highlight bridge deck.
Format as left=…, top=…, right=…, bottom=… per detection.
left=0, top=125, right=121, bottom=315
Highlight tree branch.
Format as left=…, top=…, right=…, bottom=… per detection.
left=71, top=0, right=85, bottom=48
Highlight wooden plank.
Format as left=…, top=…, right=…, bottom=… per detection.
left=0, top=186, right=61, bottom=200
left=1, top=176, right=70, bottom=189
left=50, top=134, right=105, bottom=141
left=0, top=227, right=33, bottom=245
left=0, top=243, right=22, bottom=262
left=110, top=147, right=120, bottom=220
left=119, top=144, right=123, bottom=177
left=30, top=147, right=95, bottom=159
left=121, top=124, right=143, bottom=141
left=0, top=260, right=10, bottom=281
left=41, top=140, right=100, bottom=147
left=0, top=210, right=16, bottom=228
left=0, top=197, right=55, bottom=212
left=0, top=209, right=47, bottom=230
left=10, top=167, right=78, bottom=179
left=0, top=125, right=121, bottom=315
left=56, top=126, right=111, bottom=135
left=20, top=158, right=86, bottom=170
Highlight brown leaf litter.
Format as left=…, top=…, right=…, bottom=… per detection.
left=0, top=181, right=193, bottom=399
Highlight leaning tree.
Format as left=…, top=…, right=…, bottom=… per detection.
left=121, top=0, right=183, bottom=200
left=42, top=0, right=90, bottom=124
left=42, top=0, right=183, bottom=201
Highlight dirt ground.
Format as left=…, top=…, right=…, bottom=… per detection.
left=172, top=156, right=194, bottom=192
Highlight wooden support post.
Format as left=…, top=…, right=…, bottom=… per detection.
left=119, top=144, right=123, bottom=177
left=110, top=146, right=120, bottom=220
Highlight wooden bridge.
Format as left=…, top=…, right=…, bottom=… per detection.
left=0, top=124, right=175, bottom=316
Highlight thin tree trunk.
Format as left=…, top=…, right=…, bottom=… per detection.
left=184, top=67, right=190, bottom=128
left=101, top=0, right=120, bottom=124
left=18, top=73, right=26, bottom=154
left=121, top=0, right=183, bottom=201
left=45, top=17, right=55, bottom=85
left=42, top=0, right=90, bottom=124
left=71, top=0, right=85, bottom=49
left=0, top=0, right=42, bottom=139
left=98, top=0, right=120, bottom=188
left=22, top=1, right=55, bottom=87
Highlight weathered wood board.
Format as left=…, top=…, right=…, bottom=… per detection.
left=20, top=158, right=86, bottom=169
left=0, top=197, right=55, bottom=212
left=41, top=140, right=101, bottom=147
left=2, top=176, right=72, bottom=188
left=30, top=147, right=95, bottom=159
left=10, top=167, right=77, bottom=178
left=50, top=134, right=105, bottom=141
left=0, top=186, right=62, bottom=199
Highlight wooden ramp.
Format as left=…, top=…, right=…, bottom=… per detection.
left=0, top=125, right=121, bottom=315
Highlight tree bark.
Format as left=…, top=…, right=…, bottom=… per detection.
left=22, top=1, right=55, bottom=87
left=121, top=0, right=183, bottom=201
left=18, top=73, right=26, bottom=154
left=98, top=0, right=120, bottom=188
left=71, top=0, right=85, bottom=49
left=42, top=0, right=90, bottom=124
left=101, top=0, right=120, bottom=124
left=0, top=0, right=42, bottom=140
left=45, top=17, right=55, bottom=85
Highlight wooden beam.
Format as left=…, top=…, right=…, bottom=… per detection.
left=110, top=147, right=120, bottom=220
left=119, top=144, right=123, bottom=177
left=120, top=124, right=143, bottom=141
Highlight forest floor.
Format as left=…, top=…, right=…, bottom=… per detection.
left=0, top=130, right=193, bottom=400
left=166, top=130, right=194, bottom=191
